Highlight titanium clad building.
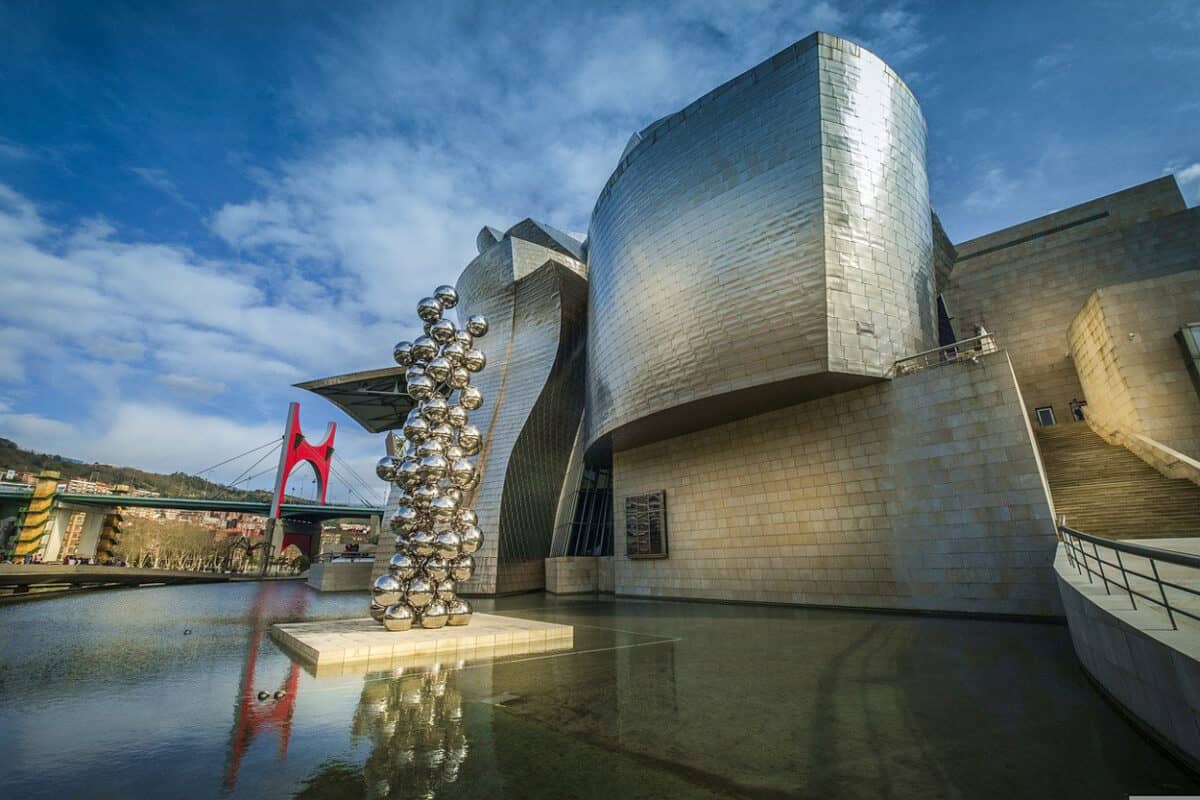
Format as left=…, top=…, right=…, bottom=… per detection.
left=304, top=31, right=1200, bottom=615
left=587, top=34, right=935, bottom=452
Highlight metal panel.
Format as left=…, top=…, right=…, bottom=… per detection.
left=585, top=32, right=933, bottom=452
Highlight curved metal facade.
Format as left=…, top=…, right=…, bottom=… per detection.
left=586, top=32, right=933, bottom=451
left=452, top=222, right=588, bottom=594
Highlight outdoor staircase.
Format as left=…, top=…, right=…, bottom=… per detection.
left=1035, top=422, right=1200, bottom=540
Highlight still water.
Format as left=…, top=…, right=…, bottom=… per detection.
left=0, top=581, right=1196, bottom=799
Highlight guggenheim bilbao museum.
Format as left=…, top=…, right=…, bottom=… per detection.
left=304, top=32, right=1200, bottom=617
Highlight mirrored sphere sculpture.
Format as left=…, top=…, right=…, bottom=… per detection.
left=369, top=283, right=489, bottom=631
left=383, top=603, right=415, bottom=632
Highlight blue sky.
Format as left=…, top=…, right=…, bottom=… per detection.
left=1, top=0, right=1197, bottom=501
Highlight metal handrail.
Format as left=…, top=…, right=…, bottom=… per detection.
left=1058, top=524, right=1200, bottom=630
left=889, top=333, right=998, bottom=377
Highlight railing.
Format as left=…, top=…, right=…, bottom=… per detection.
left=888, top=333, right=998, bottom=378
left=1058, top=524, right=1200, bottom=630
left=316, top=551, right=375, bottom=564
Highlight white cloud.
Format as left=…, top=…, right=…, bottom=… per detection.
left=1176, top=162, right=1200, bottom=204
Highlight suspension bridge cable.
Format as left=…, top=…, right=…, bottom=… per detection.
left=327, top=461, right=377, bottom=507
left=332, top=452, right=383, bottom=498
left=227, top=464, right=278, bottom=489
left=221, top=442, right=281, bottom=494
left=331, top=461, right=379, bottom=506
left=193, top=437, right=282, bottom=477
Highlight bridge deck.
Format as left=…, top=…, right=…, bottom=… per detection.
left=0, top=564, right=234, bottom=588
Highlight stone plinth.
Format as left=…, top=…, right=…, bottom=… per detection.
left=270, top=613, right=573, bottom=676
left=306, top=561, right=373, bottom=592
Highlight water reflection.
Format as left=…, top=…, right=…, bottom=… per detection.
left=224, top=583, right=307, bottom=792
left=353, top=664, right=469, bottom=799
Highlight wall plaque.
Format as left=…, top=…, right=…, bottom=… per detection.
left=624, top=491, right=667, bottom=559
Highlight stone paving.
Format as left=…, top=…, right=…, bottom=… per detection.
left=271, top=612, right=574, bottom=675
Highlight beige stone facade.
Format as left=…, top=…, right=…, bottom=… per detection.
left=1068, top=271, right=1200, bottom=459
left=943, top=177, right=1200, bottom=427
left=611, top=351, right=1059, bottom=617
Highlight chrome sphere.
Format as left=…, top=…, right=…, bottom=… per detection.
left=392, top=340, right=413, bottom=366
left=417, top=297, right=442, bottom=322
left=418, top=454, right=448, bottom=482
left=444, top=444, right=465, bottom=461
left=447, top=367, right=471, bottom=389
left=406, top=576, right=434, bottom=608
left=447, top=598, right=472, bottom=626
left=443, top=487, right=464, bottom=505
left=446, top=405, right=468, bottom=429
left=430, top=422, right=454, bottom=444
left=375, top=456, right=401, bottom=481
left=412, top=485, right=438, bottom=508
left=466, top=315, right=489, bottom=337
left=460, top=386, right=483, bottom=410
left=429, top=494, right=458, bottom=522
left=372, top=574, right=404, bottom=607
left=463, top=348, right=486, bottom=372
left=397, top=460, right=422, bottom=488
left=452, top=329, right=473, bottom=349
left=434, top=530, right=462, bottom=559
left=416, top=437, right=445, bottom=457
left=458, top=524, right=482, bottom=554
left=422, top=555, right=450, bottom=582
left=388, top=505, right=419, bottom=533
left=442, top=341, right=466, bottom=366
left=426, top=356, right=452, bottom=384
left=420, top=396, right=449, bottom=424
left=383, top=603, right=415, bottom=632
left=420, top=600, right=449, bottom=629
left=449, top=554, right=475, bottom=582
left=458, top=424, right=482, bottom=454
left=411, top=336, right=438, bottom=361
left=409, top=530, right=437, bottom=558
left=456, top=508, right=478, bottom=527
left=429, top=318, right=456, bottom=344
left=404, top=364, right=429, bottom=385
left=435, top=578, right=456, bottom=602
left=369, top=601, right=387, bottom=622
left=407, top=374, right=434, bottom=401
left=433, top=285, right=458, bottom=309
left=388, top=552, right=418, bottom=580
left=449, top=458, right=475, bottom=488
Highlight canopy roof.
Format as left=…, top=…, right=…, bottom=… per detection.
left=295, top=366, right=412, bottom=433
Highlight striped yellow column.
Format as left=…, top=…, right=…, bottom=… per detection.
left=13, top=470, right=60, bottom=559
left=96, top=484, right=129, bottom=563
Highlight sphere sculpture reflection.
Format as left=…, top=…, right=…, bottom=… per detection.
left=373, top=283, right=486, bottom=630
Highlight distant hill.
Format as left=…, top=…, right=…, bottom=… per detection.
left=0, top=437, right=274, bottom=501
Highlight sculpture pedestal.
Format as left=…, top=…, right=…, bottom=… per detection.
left=270, top=613, right=574, bottom=676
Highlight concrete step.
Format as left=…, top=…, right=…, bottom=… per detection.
left=1034, top=422, right=1200, bottom=541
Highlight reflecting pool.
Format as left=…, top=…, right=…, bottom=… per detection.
left=0, top=581, right=1196, bottom=799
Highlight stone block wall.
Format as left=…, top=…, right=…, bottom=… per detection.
left=611, top=351, right=1060, bottom=617
left=944, top=178, right=1200, bottom=426
left=544, top=556, right=599, bottom=594
left=1068, top=270, right=1200, bottom=460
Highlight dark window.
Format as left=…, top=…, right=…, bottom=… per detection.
left=1035, top=407, right=1056, bottom=426
left=566, top=464, right=613, bottom=557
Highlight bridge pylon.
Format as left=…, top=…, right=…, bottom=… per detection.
left=261, top=402, right=336, bottom=573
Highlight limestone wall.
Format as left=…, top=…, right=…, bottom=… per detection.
left=1068, top=271, right=1200, bottom=460
left=611, top=350, right=1060, bottom=617
left=544, top=556, right=599, bottom=594
left=943, top=178, right=1200, bottom=426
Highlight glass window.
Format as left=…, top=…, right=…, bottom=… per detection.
left=1035, top=407, right=1056, bottom=426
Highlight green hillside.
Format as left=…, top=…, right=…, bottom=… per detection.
left=0, top=437, right=273, bottom=501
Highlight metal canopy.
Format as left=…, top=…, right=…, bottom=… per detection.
left=294, top=366, right=413, bottom=433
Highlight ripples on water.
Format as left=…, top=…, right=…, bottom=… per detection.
left=1, top=581, right=1198, bottom=799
